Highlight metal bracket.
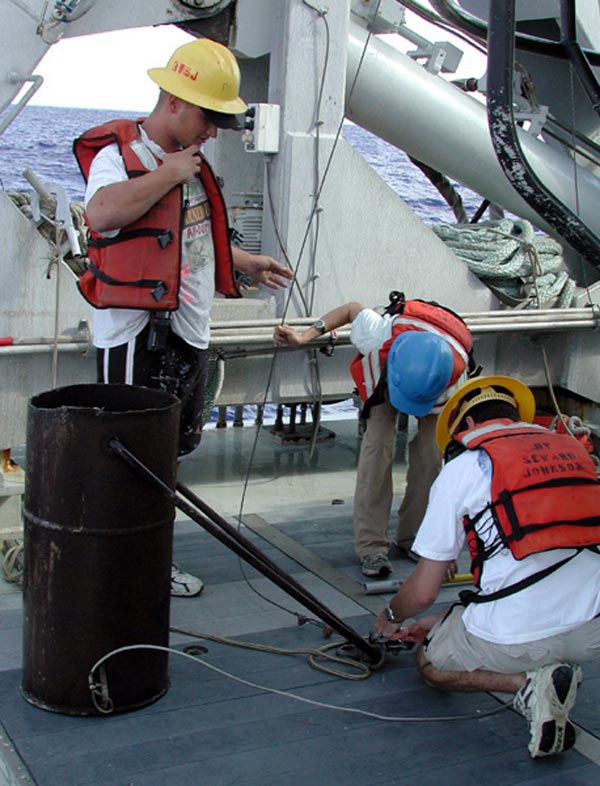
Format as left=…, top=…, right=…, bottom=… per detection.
left=0, top=73, right=43, bottom=136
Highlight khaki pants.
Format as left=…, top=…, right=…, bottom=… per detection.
left=425, top=604, right=600, bottom=673
left=352, top=401, right=441, bottom=559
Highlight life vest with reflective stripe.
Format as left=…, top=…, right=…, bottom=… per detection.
left=349, top=299, right=473, bottom=412
left=73, top=119, right=240, bottom=310
left=457, top=419, right=600, bottom=588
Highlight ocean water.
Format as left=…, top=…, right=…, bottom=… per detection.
left=0, top=105, right=483, bottom=219
left=0, top=105, right=482, bottom=425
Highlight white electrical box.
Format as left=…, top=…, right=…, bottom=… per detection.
left=242, top=103, right=281, bottom=154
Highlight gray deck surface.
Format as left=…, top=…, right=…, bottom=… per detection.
left=1, top=418, right=599, bottom=785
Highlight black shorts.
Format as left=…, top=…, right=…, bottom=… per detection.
left=96, top=322, right=209, bottom=457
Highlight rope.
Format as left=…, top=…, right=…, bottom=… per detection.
left=1, top=540, right=24, bottom=585
left=409, top=156, right=469, bottom=224
left=547, top=413, right=600, bottom=476
left=432, top=218, right=576, bottom=309
left=88, top=642, right=513, bottom=722
left=6, top=191, right=88, bottom=277
left=170, top=625, right=372, bottom=681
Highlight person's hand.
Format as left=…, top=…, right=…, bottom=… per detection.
left=273, top=324, right=303, bottom=347
left=387, top=616, right=436, bottom=644
left=375, top=613, right=440, bottom=643
left=374, top=610, right=404, bottom=641
left=162, top=145, right=203, bottom=183
left=239, top=254, right=294, bottom=290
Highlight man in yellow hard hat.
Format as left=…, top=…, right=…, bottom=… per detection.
left=373, top=375, right=600, bottom=759
left=74, top=38, right=293, bottom=598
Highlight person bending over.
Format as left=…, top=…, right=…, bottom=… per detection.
left=274, top=293, right=474, bottom=577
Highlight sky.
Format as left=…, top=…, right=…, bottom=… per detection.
left=29, top=25, right=195, bottom=112
left=28, top=9, right=486, bottom=112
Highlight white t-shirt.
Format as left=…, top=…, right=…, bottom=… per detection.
left=349, top=308, right=393, bottom=355
left=85, top=127, right=215, bottom=349
left=413, top=447, right=600, bottom=644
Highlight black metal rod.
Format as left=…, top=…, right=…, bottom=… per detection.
left=175, top=481, right=368, bottom=633
left=487, top=0, right=600, bottom=270
left=108, top=438, right=382, bottom=662
left=430, top=0, right=600, bottom=65
left=560, top=0, right=600, bottom=117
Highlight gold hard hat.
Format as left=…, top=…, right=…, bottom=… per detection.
left=435, top=375, right=536, bottom=452
left=148, top=38, right=247, bottom=116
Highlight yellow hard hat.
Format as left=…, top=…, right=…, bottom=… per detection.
left=148, top=38, right=247, bottom=117
left=435, top=375, right=536, bottom=452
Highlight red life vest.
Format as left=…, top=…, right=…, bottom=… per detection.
left=73, top=119, right=240, bottom=310
left=349, top=299, right=473, bottom=411
left=456, top=419, right=600, bottom=590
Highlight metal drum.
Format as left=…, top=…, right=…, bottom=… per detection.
left=21, top=383, right=180, bottom=715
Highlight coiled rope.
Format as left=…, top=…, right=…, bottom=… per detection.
left=0, top=540, right=24, bottom=585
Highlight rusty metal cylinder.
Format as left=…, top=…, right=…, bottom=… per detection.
left=21, top=383, right=180, bottom=715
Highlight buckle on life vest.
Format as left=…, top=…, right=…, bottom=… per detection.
left=157, top=230, right=173, bottom=249
left=384, top=290, right=405, bottom=315
left=151, top=281, right=168, bottom=303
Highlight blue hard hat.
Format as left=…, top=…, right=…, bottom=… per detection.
left=386, top=332, right=454, bottom=416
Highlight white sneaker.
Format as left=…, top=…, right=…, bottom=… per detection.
left=170, top=563, right=204, bottom=597
left=513, top=663, right=582, bottom=758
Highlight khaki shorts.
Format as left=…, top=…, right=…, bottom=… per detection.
left=423, top=604, right=600, bottom=673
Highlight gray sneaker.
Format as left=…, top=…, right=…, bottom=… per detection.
left=513, top=663, right=582, bottom=758
left=170, top=563, right=204, bottom=597
left=360, top=552, right=392, bottom=578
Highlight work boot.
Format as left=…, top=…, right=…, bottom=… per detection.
left=360, top=552, right=392, bottom=578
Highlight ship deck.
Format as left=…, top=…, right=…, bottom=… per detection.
left=1, top=415, right=600, bottom=786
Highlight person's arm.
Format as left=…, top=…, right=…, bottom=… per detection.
left=374, top=557, right=451, bottom=639
left=231, top=246, right=294, bottom=290
left=86, top=145, right=204, bottom=233
left=273, top=301, right=365, bottom=348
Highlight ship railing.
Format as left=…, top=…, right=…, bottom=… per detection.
left=0, top=308, right=597, bottom=357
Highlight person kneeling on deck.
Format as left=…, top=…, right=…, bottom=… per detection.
left=374, top=375, right=600, bottom=759
left=273, top=293, right=474, bottom=578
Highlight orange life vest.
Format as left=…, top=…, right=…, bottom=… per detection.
left=349, top=299, right=473, bottom=411
left=456, top=419, right=600, bottom=591
left=73, top=119, right=240, bottom=310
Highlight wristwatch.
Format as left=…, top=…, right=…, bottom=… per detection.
left=312, top=319, right=326, bottom=335
left=384, top=605, right=402, bottom=624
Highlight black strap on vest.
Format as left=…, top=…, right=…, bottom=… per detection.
left=86, top=262, right=168, bottom=303
left=459, top=550, right=581, bottom=605
left=384, top=290, right=406, bottom=316
left=88, top=227, right=173, bottom=249
left=360, top=373, right=389, bottom=421
left=86, top=227, right=174, bottom=303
